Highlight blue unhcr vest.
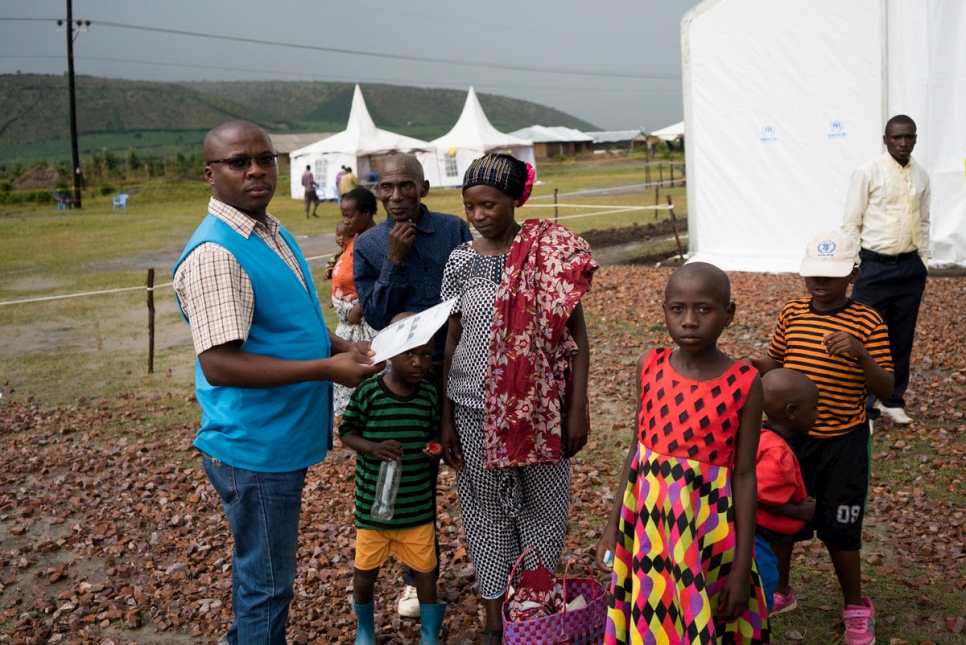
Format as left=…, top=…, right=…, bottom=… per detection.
left=174, top=214, right=333, bottom=472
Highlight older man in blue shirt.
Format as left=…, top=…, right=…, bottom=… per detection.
left=352, top=152, right=471, bottom=618
left=353, top=153, right=471, bottom=362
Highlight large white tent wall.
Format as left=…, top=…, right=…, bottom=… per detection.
left=429, top=87, right=535, bottom=189
left=682, top=0, right=966, bottom=272
left=289, top=85, right=435, bottom=200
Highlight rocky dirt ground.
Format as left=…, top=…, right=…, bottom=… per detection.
left=2, top=229, right=964, bottom=644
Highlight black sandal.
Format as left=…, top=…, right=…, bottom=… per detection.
left=481, top=628, right=503, bottom=645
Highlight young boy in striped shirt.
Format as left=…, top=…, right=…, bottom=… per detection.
left=339, top=313, right=445, bottom=645
left=749, top=231, right=894, bottom=645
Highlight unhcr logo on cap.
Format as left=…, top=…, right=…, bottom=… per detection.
left=816, top=239, right=837, bottom=256
left=760, top=124, right=777, bottom=143
left=800, top=230, right=857, bottom=277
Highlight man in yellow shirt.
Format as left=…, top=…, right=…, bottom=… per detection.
left=339, top=166, right=359, bottom=197
left=842, top=115, right=930, bottom=425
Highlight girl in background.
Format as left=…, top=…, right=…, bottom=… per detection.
left=332, top=187, right=378, bottom=416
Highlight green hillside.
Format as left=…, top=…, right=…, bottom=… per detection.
left=0, top=75, right=599, bottom=166
left=181, top=80, right=599, bottom=135
left=0, top=75, right=270, bottom=155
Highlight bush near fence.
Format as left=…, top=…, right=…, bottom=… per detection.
left=0, top=188, right=55, bottom=205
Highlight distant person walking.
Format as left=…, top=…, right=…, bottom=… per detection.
left=335, top=165, right=348, bottom=196
left=339, top=166, right=359, bottom=197
left=842, top=114, right=930, bottom=425
left=302, top=164, right=320, bottom=218
left=172, top=120, right=379, bottom=644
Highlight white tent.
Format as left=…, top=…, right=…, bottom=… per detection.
left=289, top=85, right=435, bottom=200
left=682, top=0, right=966, bottom=271
left=650, top=121, right=684, bottom=141
left=428, top=87, right=536, bottom=188
left=509, top=125, right=593, bottom=144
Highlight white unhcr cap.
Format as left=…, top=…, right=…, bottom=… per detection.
left=799, top=231, right=859, bottom=278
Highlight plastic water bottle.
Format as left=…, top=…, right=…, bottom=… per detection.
left=371, top=459, right=401, bottom=521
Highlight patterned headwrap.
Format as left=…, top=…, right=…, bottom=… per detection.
left=462, top=153, right=536, bottom=206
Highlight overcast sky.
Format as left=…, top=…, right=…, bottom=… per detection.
left=1, top=0, right=702, bottom=131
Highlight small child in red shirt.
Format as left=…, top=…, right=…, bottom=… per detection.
left=755, top=368, right=819, bottom=613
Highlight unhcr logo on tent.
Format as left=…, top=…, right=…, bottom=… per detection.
left=827, top=120, right=847, bottom=139
left=760, top=124, right=777, bottom=143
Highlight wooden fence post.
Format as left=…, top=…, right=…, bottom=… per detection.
left=667, top=196, right=685, bottom=260
left=554, top=188, right=559, bottom=223
left=147, top=267, right=155, bottom=374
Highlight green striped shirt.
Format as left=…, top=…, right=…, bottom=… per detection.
left=767, top=297, right=893, bottom=438
left=339, top=375, right=440, bottom=530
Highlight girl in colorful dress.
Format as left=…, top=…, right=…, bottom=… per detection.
left=332, top=187, right=379, bottom=416
left=439, top=153, right=598, bottom=644
left=596, top=262, right=770, bottom=644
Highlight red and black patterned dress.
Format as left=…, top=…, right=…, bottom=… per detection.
left=605, top=348, right=770, bottom=645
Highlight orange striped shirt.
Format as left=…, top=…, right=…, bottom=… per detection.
left=767, top=298, right=893, bottom=438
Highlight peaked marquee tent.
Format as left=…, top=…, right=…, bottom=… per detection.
left=427, top=87, right=535, bottom=188
left=682, top=0, right=966, bottom=271
left=289, top=85, right=434, bottom=200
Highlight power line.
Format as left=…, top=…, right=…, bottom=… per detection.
left=69, top=56, right=680, bottom=94
left=83, top=19, right=679, bottom=81
left=0, top=53, right=681, bottom=93
left=0, top=16, right=680, bottom=80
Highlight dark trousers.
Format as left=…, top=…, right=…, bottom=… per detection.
left=851, top=250, right=927, bottom=410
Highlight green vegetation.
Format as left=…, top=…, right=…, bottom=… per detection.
left=0, top=158, right=679, bottom=405
left=0, top=75, right=599, bottom=166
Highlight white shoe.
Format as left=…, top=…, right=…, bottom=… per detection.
left=397, top=585, right=420, bottom=618
left=875, top=401, right=913, bottom=425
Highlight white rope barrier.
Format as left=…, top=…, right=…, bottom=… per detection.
left=529, top=180, right=684, bottom=200
left=1, top=199, right=674, bottom=306
left=525, top=203, right=671, bottom=211
left=0, top=283, right=172, bottom=307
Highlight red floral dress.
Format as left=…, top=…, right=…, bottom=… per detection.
left=482, top=219, right=598, bottom=469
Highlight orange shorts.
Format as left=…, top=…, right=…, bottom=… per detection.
left=355, top=523, right=437, bottom=573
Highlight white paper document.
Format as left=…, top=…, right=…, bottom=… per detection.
left=369, top=298, right=457, bottom=363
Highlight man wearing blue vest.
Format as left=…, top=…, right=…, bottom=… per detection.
left=173, top=120, right=381, bottom=645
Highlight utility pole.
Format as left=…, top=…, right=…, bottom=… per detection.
left=60, top=0, right=89, bottom=209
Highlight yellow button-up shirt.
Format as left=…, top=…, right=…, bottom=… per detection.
left=843, top=152, right=931, bottom=261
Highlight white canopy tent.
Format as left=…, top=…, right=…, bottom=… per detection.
left=289, top=85, right=435, bottom=200
left=428, top=87, right=536, bottom=188
left=682, top=0, right=966, bottom=271
left=650, top=121, right=684, bottom=141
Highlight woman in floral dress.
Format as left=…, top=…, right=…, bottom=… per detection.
left=439, top=153, right=598, bottom=644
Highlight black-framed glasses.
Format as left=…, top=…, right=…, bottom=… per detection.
left=207, top=154, right=278, bottom=171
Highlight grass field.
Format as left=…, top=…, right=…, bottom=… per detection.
left=1, top=160, right=963, bottom=644
left=0, top=161, right=685, bottom=406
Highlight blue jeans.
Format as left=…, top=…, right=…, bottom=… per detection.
left=202, top=452, right=307, bottom=645
left=755, top=533, right=779, bottom=611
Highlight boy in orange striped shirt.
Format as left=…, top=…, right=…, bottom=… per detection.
left=749, top=230, right=893, bottom=645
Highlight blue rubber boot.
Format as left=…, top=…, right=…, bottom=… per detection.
left=418, top=602, right=447, bottom=645
left=354, top=601, right=375, bottom=645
